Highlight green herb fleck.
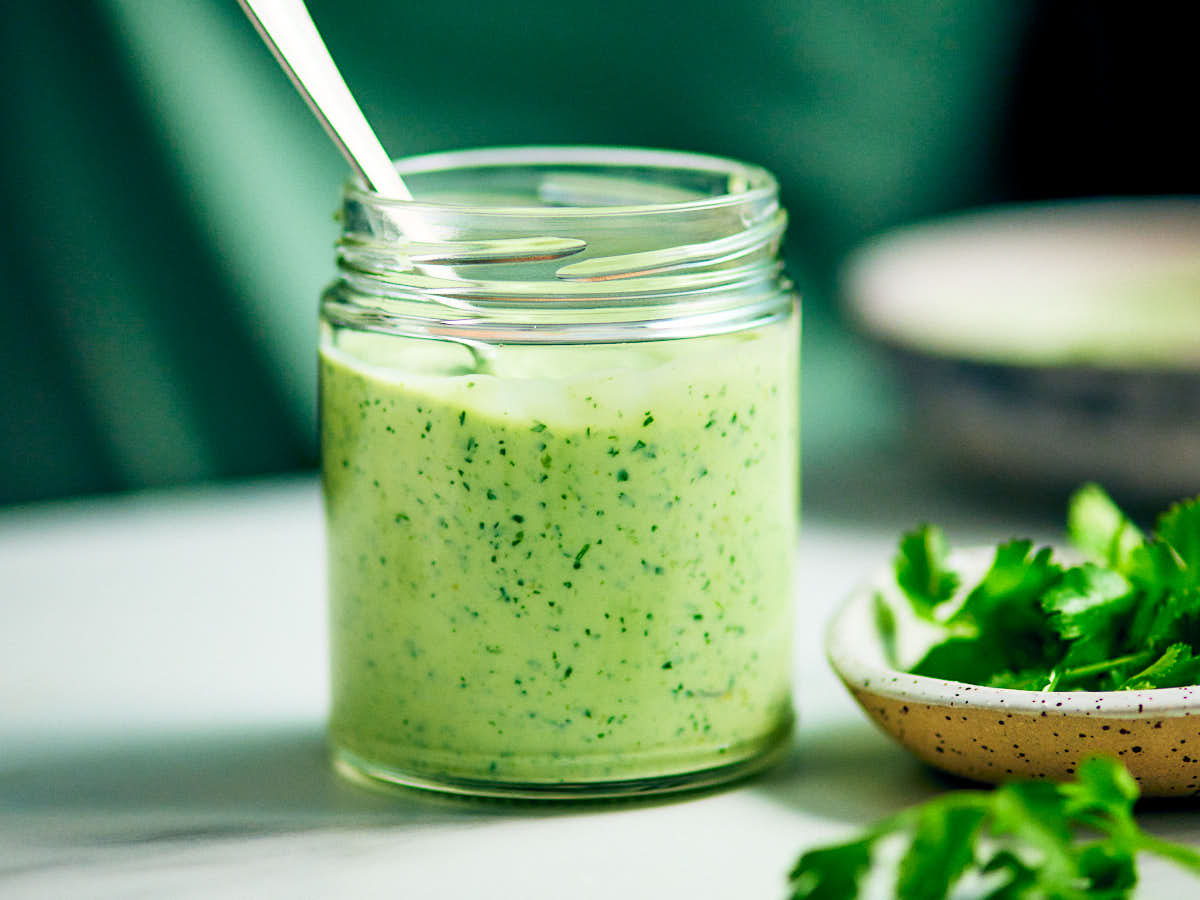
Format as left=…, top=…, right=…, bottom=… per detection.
left=573, top=543, right=591, bottom=570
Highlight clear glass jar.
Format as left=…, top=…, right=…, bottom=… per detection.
left=320, top=147, right=798, bottom=798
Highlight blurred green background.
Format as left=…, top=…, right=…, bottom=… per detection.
left=1, top=1, right=1195, bottom=506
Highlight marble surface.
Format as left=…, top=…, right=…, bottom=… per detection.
left=1, top=475, right=1196, bottom=898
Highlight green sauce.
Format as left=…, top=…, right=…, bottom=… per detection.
left=321, top=318, right=797, bottom=787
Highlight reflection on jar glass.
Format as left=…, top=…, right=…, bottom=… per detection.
left=320, top=147, right=799, bottom=798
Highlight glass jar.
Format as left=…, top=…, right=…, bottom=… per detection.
left=320, top=147, right=798, bottom=798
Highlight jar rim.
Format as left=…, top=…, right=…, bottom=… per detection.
left=345, top=145, right=779, bottom=216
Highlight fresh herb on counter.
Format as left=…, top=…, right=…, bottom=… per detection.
left=894, top=485, right=1200, bottom=691
left=789, top=757, right=1200, bottom=900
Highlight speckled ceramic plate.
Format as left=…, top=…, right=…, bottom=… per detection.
left=827, top=548, right=1200, bottom=797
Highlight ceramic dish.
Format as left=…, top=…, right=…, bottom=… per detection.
left=843, top=197, right=1200, bottom=501
left=827, top=548, right=1200, bottom=797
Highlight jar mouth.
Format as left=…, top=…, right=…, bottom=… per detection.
left=345, top=146, right=779, bottom=217
left=327, top=145, right=792, bottom=342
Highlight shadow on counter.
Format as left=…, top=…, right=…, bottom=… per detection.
left=0, top=721, right=772, bottom=851
left=749, top=720, right=952, bottom=826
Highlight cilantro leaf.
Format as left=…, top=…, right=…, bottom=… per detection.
left=1041, top=564, right=1133, bottom=642
left=895, top=524, right=960, bottom=620
left=1037, top=565, right=1135, bottom=684
left=908, top=541, right=1065, bottom=684
left=787, top=758, right=1200, bottom=900
left=1067, top=483, right=1144, bottom=573
left=788, top=837, right=874, bottom=900
left=987, top=667, right=1055, bottom=691
left=1156, top=495, right=1200, bottom=584
left=1123, top=539, right=1196, bottom=656
left=987, top=781, right=1078, bottom=891
left=928, top=541, right=1064, bottom=680
left=1064, top=754, right=1139, bottom=814
left=895, top=803, right=986, bottom=900
left=1065, top=757, right=1200, bottom=886
left=978, top=848, right=1040, bottom=899
left=911, top=636, right=1010, bottom=684
left=947, top=540, right=1063, bottom=630
left=1075, top=843, right=1138, bottom=896
left=873, top=591, right=899, bottom=669
left=1128, top=538, right=1189, bottom=603
left=1129, top=582, right=1200, bottom=657
left=1116, top=642, right=1200, bottom=691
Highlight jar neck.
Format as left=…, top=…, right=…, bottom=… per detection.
left=323, top=147, right=793, bottom=343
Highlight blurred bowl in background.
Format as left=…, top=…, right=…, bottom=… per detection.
left=843, top=198, right=1200, bottom=502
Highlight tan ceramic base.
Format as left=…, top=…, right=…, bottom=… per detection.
left=848, top=683, right=1200, bottom=798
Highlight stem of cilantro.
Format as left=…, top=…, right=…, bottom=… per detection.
left=1135, top=832, right=1200, bottom=873
left=1053, top=650, right=1156, bottom=688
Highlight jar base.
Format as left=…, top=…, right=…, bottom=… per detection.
left=329, top=725, right=792, bottom=801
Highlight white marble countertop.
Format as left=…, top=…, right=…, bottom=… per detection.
left=1, top=475, right=1196, bottom=898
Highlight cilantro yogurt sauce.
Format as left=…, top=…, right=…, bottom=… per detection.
left=319, top=145, right=798, bottom=796
left=322, top=319, right=797, bottom=792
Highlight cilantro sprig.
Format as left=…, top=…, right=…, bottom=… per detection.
left=789, top=757, right=1200, bottom=900
left=894, top=485, right=1200, bottom=692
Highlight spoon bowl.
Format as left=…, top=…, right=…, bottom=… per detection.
left=827, top=547, right=1200, bottom=797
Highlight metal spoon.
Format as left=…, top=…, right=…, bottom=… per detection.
left=237, top=0, right=412, bottom=199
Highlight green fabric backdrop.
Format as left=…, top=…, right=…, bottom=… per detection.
left=0, top=0, right=1034, bottom=504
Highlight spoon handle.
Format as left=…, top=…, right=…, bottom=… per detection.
left=237, top=0, right=412, bottom=199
